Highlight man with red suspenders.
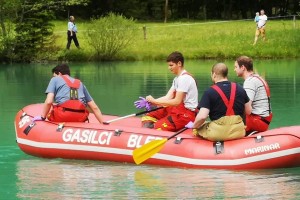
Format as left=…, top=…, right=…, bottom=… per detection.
left=187, top=63, right=252, bottom=142
left=234, top=56, right=272, bottom=133
left=33, top=64, right=104, bottom=123
left=134, top=51, right=198, bottom=132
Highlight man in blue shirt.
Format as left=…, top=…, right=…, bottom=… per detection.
left=189, top=63, right=251, bottom=141
left=34, top=64, right=103, bottom=123
left=66, top=16, right=80, bottom=49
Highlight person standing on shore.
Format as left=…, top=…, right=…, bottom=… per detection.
left=66, top=16, right=80, bottom=49
left=253, top=9, right=267, bottom=45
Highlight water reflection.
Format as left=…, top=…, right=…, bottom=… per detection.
left=134, top=168, right=300, bottom=199
left=16, top=159, right=300, bottom=199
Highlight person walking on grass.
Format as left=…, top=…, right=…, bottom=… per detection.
left=253, top=9, right=267, bottom=45
left=66, top=16, right=80, bottom=49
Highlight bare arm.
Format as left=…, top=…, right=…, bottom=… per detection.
left=41, top=93, right=54, bottom=119
left=245, top=101, right=252, bottom=115
left=193, top=108, right=210, bottom=128
left=87, top=100, right=104, bottom=124
left=146, top=88, right=185, bottom=107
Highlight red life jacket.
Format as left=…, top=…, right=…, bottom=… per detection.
left=47, top=75, right=89, bottom=122
left=211, top=82, right=237, bottom=116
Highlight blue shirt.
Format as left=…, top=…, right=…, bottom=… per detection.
left=68, top=21, right=77, bottom=33
left=45, top=76, right=92, bottom=106
left=199, top=81, right=249, bottom=121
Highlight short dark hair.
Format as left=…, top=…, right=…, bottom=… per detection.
left=166, top=51, right=184, bottom=65
left=236, top=56, right=253, bottom=71
left=52, top=63, right=71, bottom=75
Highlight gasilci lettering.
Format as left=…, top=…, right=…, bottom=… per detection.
left=62, top=128, right=112, bottom=145
left=245, top=143, right=280, bottom=155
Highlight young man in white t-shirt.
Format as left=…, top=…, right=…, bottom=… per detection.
left=136, top=51, right=198, bottom=132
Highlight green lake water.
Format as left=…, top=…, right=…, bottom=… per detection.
left=1, top=60, right=300, bottom=199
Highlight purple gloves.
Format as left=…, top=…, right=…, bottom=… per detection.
left=185, top=121, right=194, bottom=129
left=134, top=97, right=152, bottom=111
left=32, top=116, right=45, bottom=122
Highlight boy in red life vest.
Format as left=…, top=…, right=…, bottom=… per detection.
left=186, top=63, right=252, bottom=141
left=234, top=56, right=272, bottom=133
left=136, top=51, right=198, bottom=132
left=33, top=64, right=104, bottom=123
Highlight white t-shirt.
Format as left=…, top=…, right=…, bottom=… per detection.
left=171, top=70, right=198, bottom=110
left=257, top=15, right=267, bottom=28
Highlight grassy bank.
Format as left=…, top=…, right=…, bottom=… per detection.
left=52, top=19, right=300, bottom=61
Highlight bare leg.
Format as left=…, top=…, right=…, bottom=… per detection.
left=253, top=36, right=258, bottom=45
left=253, top=29, right=259, bottom=45
left=262, top=28, right=266, bottom=41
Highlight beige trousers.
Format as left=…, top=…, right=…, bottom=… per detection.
left=193, top=115, right=246, bottom=142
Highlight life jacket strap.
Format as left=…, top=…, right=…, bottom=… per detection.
left=61, top=75, right=81, bottom=100
left=211, top=83, right=237, bottom=116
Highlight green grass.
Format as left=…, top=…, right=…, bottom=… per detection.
left=52, top=19, right=300, bottom=61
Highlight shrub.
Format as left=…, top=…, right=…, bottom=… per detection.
left=86, top=12, right=137, bottom=61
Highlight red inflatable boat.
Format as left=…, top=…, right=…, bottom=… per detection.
left=15, top=104, right=300, bottom=170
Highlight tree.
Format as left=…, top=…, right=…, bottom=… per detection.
left=14, top=9, right=54, bottom=62
left=0, top=0, right=91, bottom=62
left=13, top=0, right=56, bottom=62
left=0, top=0, right=21, bottom=37
left=0, top=0, right=21, bottom=62
left=164, top=0, right=168, bottom=23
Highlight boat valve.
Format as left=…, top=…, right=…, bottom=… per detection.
left=214, top=141, right=224, bottom=154
left=174, top=137, right=183, bottom=144
left=20, top=112, right=27, bottom=119
left=56, top=123, right=65, bottom=132
left=255, top=135, right=264, bottom=143
left=114, top=129, right=123, bottom=136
